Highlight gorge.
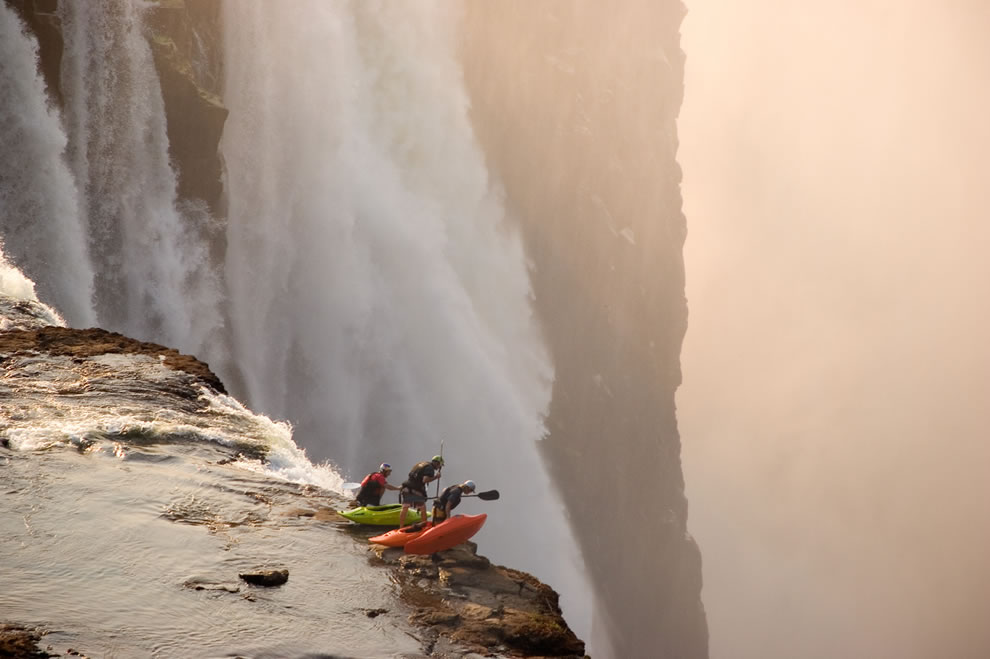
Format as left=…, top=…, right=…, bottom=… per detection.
left=2, top=1, right=704, bottom=658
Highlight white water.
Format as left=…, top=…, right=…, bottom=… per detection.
left=221, top=0, right=593, bottom=643
left=0, top=243, right=65, bottom=330
left=57, top=0, right=223, bottom=357
left=0, top=4, right=94, bottom=326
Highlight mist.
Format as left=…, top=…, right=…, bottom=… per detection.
left=678, top=1, right=990, bottom=657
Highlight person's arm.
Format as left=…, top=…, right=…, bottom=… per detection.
left=385, top=482, right=400, bottom=491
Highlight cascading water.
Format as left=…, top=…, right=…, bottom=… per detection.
left=56, top=0, right=223, bottom=358
left=221, top=0, right=594, bottom=643
left=0, top=3, right=94, bottom=326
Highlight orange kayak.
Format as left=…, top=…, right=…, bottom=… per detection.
left=403, top=514, right=487, bottom=555
left=369, top=522, right=432, bottom=548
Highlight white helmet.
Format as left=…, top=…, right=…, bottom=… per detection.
left=462, top=480, right=476, bottom=492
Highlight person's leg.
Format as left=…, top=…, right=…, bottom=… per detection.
left=407, top=489, right=426, bottom=525
left=398, top=489, right=410, bottom=527
left=401, top=488, right=426, bottom=527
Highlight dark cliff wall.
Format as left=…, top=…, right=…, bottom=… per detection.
left=459, top=2, right=707, bottom=657
left=6, top=0, right=227, bottom=218
left=6, top=0, right=62, bottom=104
left=145, top=0, right=227, bottom=218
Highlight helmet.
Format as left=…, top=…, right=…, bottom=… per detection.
left=379, top=463, right=392, bottom=473
left=432, top=455, right=444, bottom=466
left=462, top=480, right=476, bottom=492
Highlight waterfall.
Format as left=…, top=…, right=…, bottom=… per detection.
left=57, top=0, right=223, bottom=357
left=221, top=0, right=551, bottom=469
left=222, top=0, right=593, bottom=637
left=0, top=3, right=95, bottom=326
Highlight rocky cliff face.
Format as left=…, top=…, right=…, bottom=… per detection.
left=144, top=0, right=227, bottom=218
left=459, top=3, right=708, bottom=657
left=6, top=0, right=61, bottom=103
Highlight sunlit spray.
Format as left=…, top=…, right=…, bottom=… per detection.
left=222, top=0, right=594, bottom=641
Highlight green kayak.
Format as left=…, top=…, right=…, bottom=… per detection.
left=338, top=504, right=429, bottom=526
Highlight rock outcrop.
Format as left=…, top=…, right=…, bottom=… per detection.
left=238, top=568, right=290, bottom=587
left=372, top=541, right=587, bottom=658
left=0, top=624, right=53, bottom=659
left=0, top=325, right=226, bottom=395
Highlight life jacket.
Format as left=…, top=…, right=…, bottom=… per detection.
left=432, top=484, right=464, bottom=523
left=437, top=484, right=464, bottom=509
left=406, top=461, right=435, bottom=488
left=356, top=472, right=385, bottom=504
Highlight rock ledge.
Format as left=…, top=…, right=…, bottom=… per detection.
left=371, top=541, right=588, bottom=658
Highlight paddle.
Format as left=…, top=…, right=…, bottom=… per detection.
left=428, top=489, right=499, bottom=501
left=435, top=440, right=444, bottom=498
left=468, top=490, right=499, bottom=501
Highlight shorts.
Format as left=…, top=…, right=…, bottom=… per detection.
left=399, top=487, right=427, bottom=504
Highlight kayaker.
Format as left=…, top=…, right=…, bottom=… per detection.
left=398, top=455, right=444, bottom=527
left=432, top=480, right=476, bottom=525
left=354, top=463, right=400, bottom=507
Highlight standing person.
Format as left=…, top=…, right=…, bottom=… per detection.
left=354, top=463, right=400, bottom=507
left=432, top=480, right=476, bottom=525
left=398, top=455, right=444, bottom=527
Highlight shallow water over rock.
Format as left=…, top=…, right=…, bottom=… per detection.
left=1, top=438, right=430, bottom=658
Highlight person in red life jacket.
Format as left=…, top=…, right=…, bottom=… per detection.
left=398, top=455, right=444, bottom=527
left=354, top=463, right=400, bottom=507
left=432, top=480, right=476, bottom=525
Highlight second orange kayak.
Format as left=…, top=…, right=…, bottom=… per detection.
left=369, top=522, right=432, bottom=547
left=404, top=514, right=487, bottom=555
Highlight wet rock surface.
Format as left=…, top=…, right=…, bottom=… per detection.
left=0, top=624, right=53, bottom=658
left=0, top=326, right=226, bottom=394
left=238, top=568, right=289, bottom=587
left=371, top=541, right=588, bottom=658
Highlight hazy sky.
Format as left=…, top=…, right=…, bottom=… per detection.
left=678, top=1, right=990, bottom=657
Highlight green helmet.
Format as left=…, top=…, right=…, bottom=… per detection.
left=432, top=455, right=444, bottom=466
